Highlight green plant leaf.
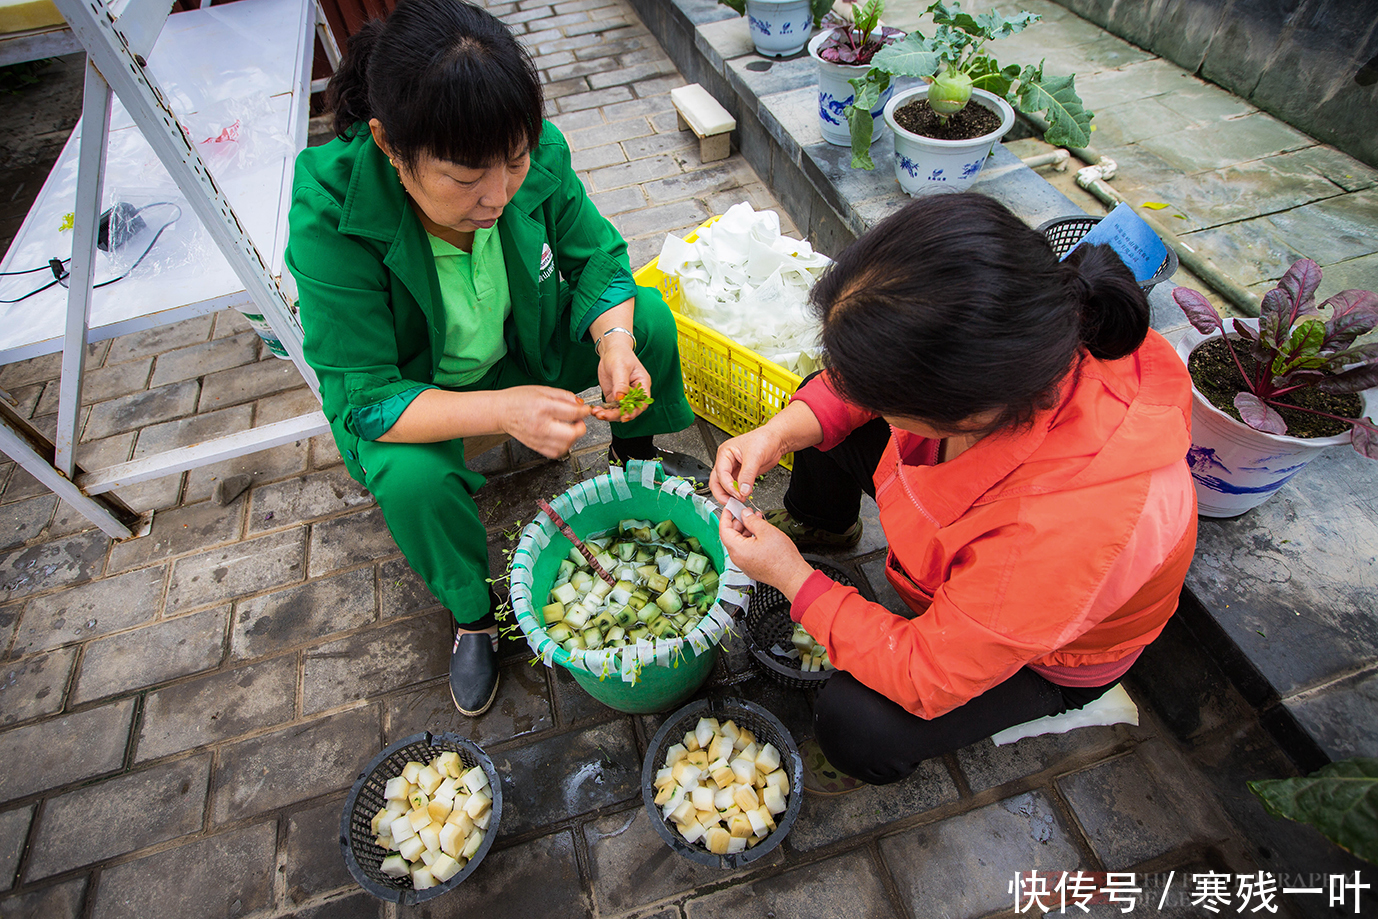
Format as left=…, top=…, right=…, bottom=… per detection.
left=809, top=0, right=833, bottom=28
left=718, top=0, right=746, bottom=14
left=969, top=58, right=1017, bottom=98
left=1014, top=67, right=1092, bottom=149
left=854, top=0, right=884, bottom=36
left=974, top=8, right=1039, bottom=39
left=1248, top=758, right=1378, bottom=864
left=870, top=33, right=942, bottom=78
left=846, top=73, right=886, bottom=169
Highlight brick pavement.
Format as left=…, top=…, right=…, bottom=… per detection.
left=0, top=0, right=1369, bottom=917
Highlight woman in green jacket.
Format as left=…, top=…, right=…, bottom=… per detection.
left=285, top=0, right=693, bottom=716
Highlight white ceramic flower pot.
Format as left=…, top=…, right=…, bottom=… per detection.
left=807, top=31, right=896, bottom=147
left=1176, top=321, right=1375, bottom=517
left=746, top=0, right=813, bottom=58
left=882, top=86, right=1015, bottom=196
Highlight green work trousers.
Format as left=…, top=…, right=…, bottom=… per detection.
left=351, top=286, right=694, bottom=626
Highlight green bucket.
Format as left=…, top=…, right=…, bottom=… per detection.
left=508, top=460, right=749, bottom=714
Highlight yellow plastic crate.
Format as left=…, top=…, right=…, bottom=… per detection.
left=634, top=216, right=803, bottom=468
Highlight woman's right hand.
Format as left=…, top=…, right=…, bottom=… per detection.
left=709, top=426, right=786, bottom=506
left=498, top=386, right=592, bottom=458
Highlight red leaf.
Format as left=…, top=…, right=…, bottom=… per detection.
left=1277, top=258, right=1322, bottom=321
left=1235, top=392, right=1288, bottom=434
left=1172, top=286, right=1223, bottom=334
left=1351, top=420, right=1378, bottom=460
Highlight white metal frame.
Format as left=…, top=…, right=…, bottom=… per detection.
left=0, top=0, right=340, bottom=539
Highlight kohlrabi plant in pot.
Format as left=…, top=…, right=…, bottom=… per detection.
left=1173, top=259, right=1378, bottom=515
left=846, top=1, right=1093, bottom=173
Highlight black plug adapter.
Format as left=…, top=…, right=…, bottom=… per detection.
left=97, top=202, right=146, bottom=252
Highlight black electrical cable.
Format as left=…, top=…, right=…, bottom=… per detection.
left=0, top=201, right=182, bottom=304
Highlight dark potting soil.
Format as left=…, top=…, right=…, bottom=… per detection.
left=893, top=98, right=1002, bottom=141
left=1188, top=336, right=1362, bottom=439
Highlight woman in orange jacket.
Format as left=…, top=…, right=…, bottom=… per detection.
left=711, top=194, right=1197, bottom=787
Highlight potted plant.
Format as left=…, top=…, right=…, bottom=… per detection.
left=807, top=0, right=904, bottom=146
left=718, top=0, right=831, bottom=58
left=846, top=1, right=1093, bottom=195
left=1172, top=259, right=1378, bottom=517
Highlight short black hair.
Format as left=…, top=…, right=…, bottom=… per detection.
left=326, top=0, right=544, bottom=170
left=812, top=193, right=1149, bottom=435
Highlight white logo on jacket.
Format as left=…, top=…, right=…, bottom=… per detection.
left=539, top=243, right=554, bottom=282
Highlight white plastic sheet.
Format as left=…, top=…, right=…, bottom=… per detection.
left=658, top=203, right=831, bottom=377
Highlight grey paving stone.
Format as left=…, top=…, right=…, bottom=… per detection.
left=248, top=468, right=375, bottom=533
left=531, top=49, right=575, bottom=71
left=254, top=385, right=321, bottom=425
left=1316, top=250, right=1378, bottom=304
left=386, top=663, right=553, bottom=746
left=0, top=875, right=87, bottom=919
left=197, top=357, right=306, bottom=412
left=561, top=12, right=630, bottom=35
left=623, top=129, right=697, bottom=161
left=284, top=795, right=355, bottom=899
left=212, top=706, right=380, bottom=823
left=1174, top=220, right=1306, bottom=288
left=130, top=404, right=254, bottom=461
left=471, top=459, right=582, bottom=540
left=1135, top=115, right=1314, bottom=175
left=602, top=93, right=677, bottom=124
left=0, top=531, right=109, bottom=605
left=308, top=506, right=396, bottom=577
left=281, top=892, right=384, bottom=919
left=588, top=153, right=683, bottom=191
left=589, top=184, right=648, bottom=216
left=613, top=199, right=712, bottom=241
left=301, top=611, right=446, bottom=714
left=546, top=56, right=620, bottom=83
left=0, top=804, right=32, bottom=892
left=72, top=605, right=227, bottom=704
left=956, top=726, right=1132, bottom=795
left=183, top=438, right=311, bottom=504
left=493, top=719, right=640, bottom=836
left=571, top=141, right=628, bottom=172
left=556, top=85, right=636, bottom=113
left=642, top=159, right=757, bottom=205
left=541, top=76, right=592, bottom=101
left=1057, top=747, right=1210, bottom=870
left=1166, top=157, right=1345, bottom=231
left=81, top=380, right=200, bottom=441
left=634, top=75, right=686, bottom=99
left=33, top=358, right=152, bottom=416
left=25, top=755, right=210, bottom=879
left=137, top=655, right=297, bottom=761
left=310, top=432, right=344, bottom=470
left=1285, top=667, right=1378, bottom=761
left=0, top=699, right=135, bottom=803
left=879, top=792, right=1086, bottom=919
left=1126, top=615, right=1254, bottom=743
left=91, top=821, right=275, bottom=919
left=10, top=566, right=163, bottom=657
left=586, top=805, right=782, bottom=914
left=166, top=527, right=304, bottom=615
left=685, top=848, right=899, bottom=919
left=1087, top=97, right=1195, bottom=149
left=0, top=603, right=16, bottom=655
left=395, top=830, right=587, bottom=918
left=1264, top=191, right=1378, bottom=266
left=213, top=309, right=254, bottom=339
left=148, top=332, right=259, bottom=387
left=0, top=647, right=75, bottom=726
left=549, top=106, right=607, bottom=132
left=106, top=501, right=241, bottom=574
left=588, top=59, right=679, bottom=90
left=379, top=556, right=440, bottom=619
left=549, top=660, right=620, bottom=727
left=0, top=495, right=56, bottom=551
left=790, top=754, right=959, bottom=852
left=233, top=566, right=375, bottom=662
left=1071, top=58, right=1209, bottom=113
left=1289, top=144, right=1378, bottom=192
left=1, top=382, right=42, bottom=420
left=0, top=352, right=60, bottom=390
left=102, top=315, right=214, bottom=365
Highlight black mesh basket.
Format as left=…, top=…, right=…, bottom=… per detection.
left=641, top=698, right=805, bottom=869
left=340, top=732, right=501, bottom=905
left=1036, top=215, right=1178, bottom=291
left=741, top=558, right=873, bottom=690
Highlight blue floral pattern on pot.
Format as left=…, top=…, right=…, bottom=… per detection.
left=1186, top=445, right=1308, bottom=496
left=818, top=91, right=851, bottom=126
left=961, top=160, right=984, bottom=179
left=749, top=15, right=770, bottom=35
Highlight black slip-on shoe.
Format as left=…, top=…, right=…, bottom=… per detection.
left=608, top=446, right=712, bottom=494
left=449, top=631, right=500, bottom=717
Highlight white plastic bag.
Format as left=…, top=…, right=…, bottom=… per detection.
left=658, top=203, right=830, bottom=376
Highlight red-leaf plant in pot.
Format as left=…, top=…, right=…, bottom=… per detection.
left=1172, top=259, right=1378, bottom=515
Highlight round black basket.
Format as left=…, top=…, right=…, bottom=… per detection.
left=641, top=698, right=805, bottom=869
left=340, top=732, right=501, bottom=905
left=1036, top=215, right=1178, bottom=291
left=741, top=558, right=872, bottom=690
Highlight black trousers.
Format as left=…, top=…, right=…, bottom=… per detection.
left=785, top=387, right=1117, bottom=784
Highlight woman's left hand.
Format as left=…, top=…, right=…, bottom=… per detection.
left=592, top=335, right=653, bottom=422
left=719, top=509, right=815, bottom=600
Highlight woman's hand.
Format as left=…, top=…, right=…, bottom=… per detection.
left=719, top=510, right=814, bottom=599
left=591, top=334, right=653, bottom=423
left=709, top=427, right=787, bottom=506
left=497, top=386, right=592, bottom=458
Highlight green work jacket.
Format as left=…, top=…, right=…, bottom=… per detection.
left=285, top=121, right=635, bottom=479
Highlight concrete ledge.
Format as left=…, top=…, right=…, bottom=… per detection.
left=633, top=0, right=1378, bottom=771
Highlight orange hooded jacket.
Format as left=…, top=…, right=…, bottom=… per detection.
left=789, top=330, right=1198, bottom=720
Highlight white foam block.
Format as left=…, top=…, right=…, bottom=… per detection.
left=670, top=83, right=736, bottom=137
left=990, top=683, right=1139, bottom=746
